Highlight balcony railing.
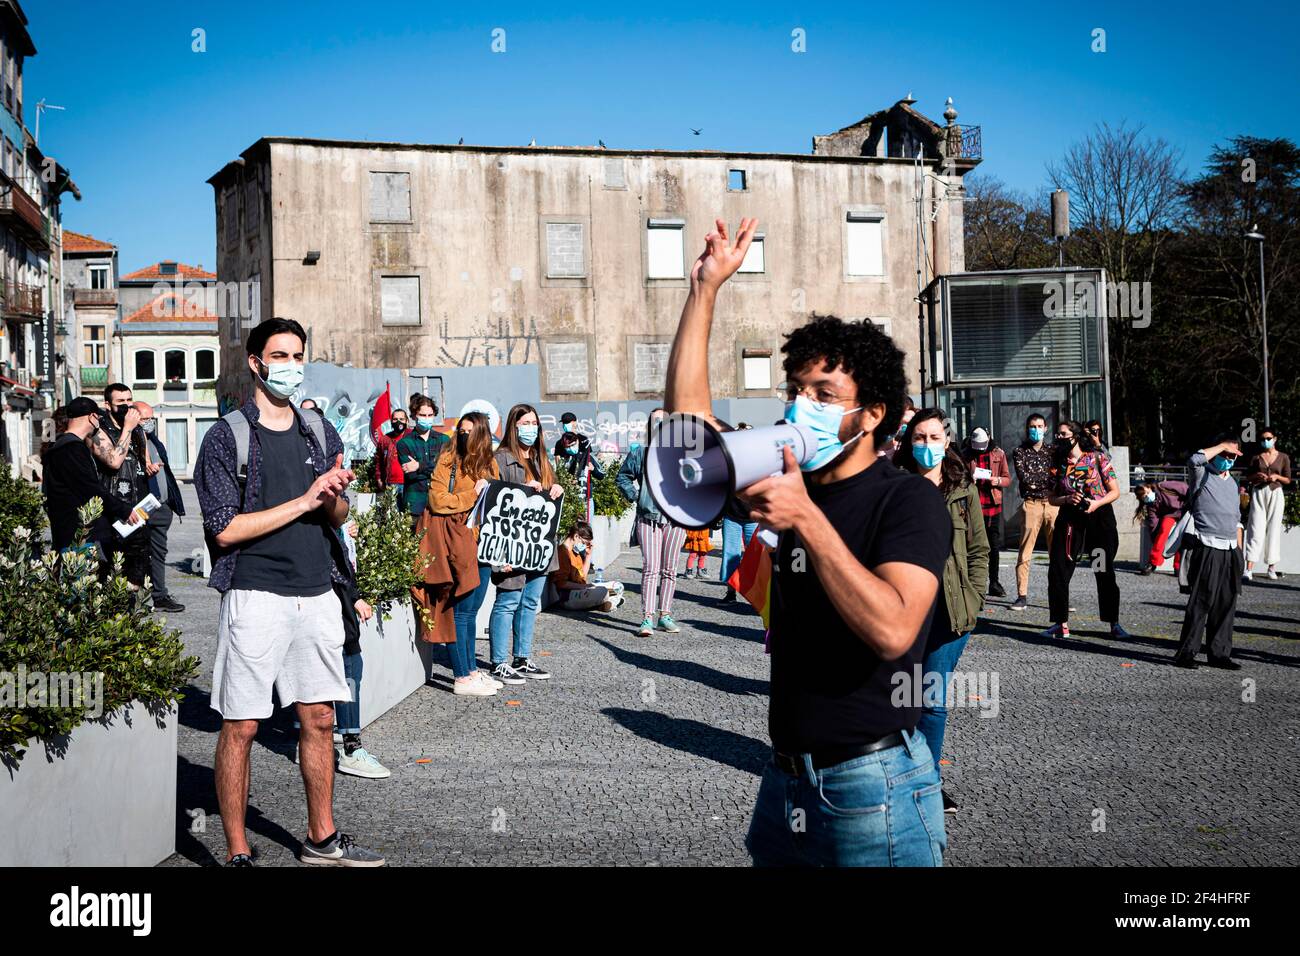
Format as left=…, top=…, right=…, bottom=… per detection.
left=0, top=172, right=51, bottom=253
left=80, top=366, right=109, bottom=389
left=1, top=279, right=43, bottom=320
left=74, top=288, right=117, bottom=307
left=943, top=124, right=982, bottom=162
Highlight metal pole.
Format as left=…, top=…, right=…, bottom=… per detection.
left=1259, top=239, right=1270, bottom=428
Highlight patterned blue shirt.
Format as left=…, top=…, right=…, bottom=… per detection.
left=194, top=398, right=350, bottom=593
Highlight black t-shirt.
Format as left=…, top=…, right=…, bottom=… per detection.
left=768, top=460, right=951, bottom=753
left=42, top=433, right=133, bottom=549
left=229, top=422, right=334, bottom=597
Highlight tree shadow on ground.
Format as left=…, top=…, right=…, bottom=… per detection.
left=601, top=707, right=768, bottom=776
left=589, top=635, right=768, bottom=697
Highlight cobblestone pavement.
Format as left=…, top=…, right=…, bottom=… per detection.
left=160, top=486, right=1300, bottom=866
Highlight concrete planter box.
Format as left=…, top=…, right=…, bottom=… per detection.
left=353, top=493, right=377, bottom=516
left=589, top=511, right=635, bottom=572
left=357, top=600, right=429, bottom=729
left=1275, top=526, right=1300, bottom=574
left=0, top=702, right=177, bottom=866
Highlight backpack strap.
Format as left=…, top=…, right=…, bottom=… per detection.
left=223, top=409, right=251, bottom=482
left=304, top=412, right=328, bottom=463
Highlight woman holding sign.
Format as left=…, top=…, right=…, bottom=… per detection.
left=430, top=411, right=502, bottom=696
left=488, top=404, right=565, bottom=685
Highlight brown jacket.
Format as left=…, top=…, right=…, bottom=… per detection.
left=965, top=446, right=1012, bottom=507
left=411, top=452, right=499, bottom=642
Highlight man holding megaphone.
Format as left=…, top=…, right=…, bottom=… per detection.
left=661, top=218, right=953, bottom=867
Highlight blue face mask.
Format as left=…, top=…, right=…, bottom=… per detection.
left=1143, top=492, right=1156, bottom=504
left=913, top=441, right=946, bottom=470
left=572, top=542, right=586, bottom=554
left=1262, top=438, right=1275, bottom=450
left=562, top=422, right=575, bottom=434
left=1209, top=454, right=1237, bottom=473
left=517, top=424, right=539, bottom=446
left=415, top=418, right=434, bottom=432
left=1028, top=426, right=1045, bottom=442
left=783, top=395, right=863, bottom=471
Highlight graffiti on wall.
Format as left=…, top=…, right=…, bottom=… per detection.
left=437, top=316, right=539, bottom=368
left=537, top=401, right=662, bottom=454
left=299, top=364, right=407, bottom=466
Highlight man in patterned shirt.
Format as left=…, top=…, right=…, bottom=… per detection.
left=1010, top=413, right=1058, bottom=610
left=194, top=317, right=384, bottom=867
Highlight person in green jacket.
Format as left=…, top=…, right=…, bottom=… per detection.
left=894, top=407, right=989, bottom=815
left=396, top=394, right=450, bottom=519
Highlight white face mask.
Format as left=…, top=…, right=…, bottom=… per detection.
left=140, top=419, right=157, bottom=435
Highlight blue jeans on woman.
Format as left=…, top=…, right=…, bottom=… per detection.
left=720, top=518, right=758, bottom=584
left=914, top=630, right=973, bottom=772
left=449, top=565, right=492, bottom=678
left=489, top=573, right=547, bottom=665
left=334, top=650, right=363, bottom=735
left=744, top=730, right=945, bottom=866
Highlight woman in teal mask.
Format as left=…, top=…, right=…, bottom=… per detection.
left=1243, top=427, right=1291, bottom=581
left=487, top=404, right=564, bottom=684
left=894, top=408, right=989, bottom=814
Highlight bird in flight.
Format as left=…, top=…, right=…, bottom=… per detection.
left=598, top=139, right=606, bottom=149
left=690, top=128, right=702, bottom=135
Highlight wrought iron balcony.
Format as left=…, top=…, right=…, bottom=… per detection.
left=1, top=279, right=44, bottom=320
left=943, top=124, right=982, bottom=162
left=0, top=172, right=51, bottom=253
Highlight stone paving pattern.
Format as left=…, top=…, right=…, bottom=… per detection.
left=160, top=487, right=1300, bottom=866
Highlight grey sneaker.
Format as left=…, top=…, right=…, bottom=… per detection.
left=299, top=832, right=386, bottom=867
left=1010, top=595, right=1028, bottom=610
left=513, top=657, right=551, bottom=680
left=336, top=746, right=391, bottom=779
left=490, top=662, right=527, bottom=685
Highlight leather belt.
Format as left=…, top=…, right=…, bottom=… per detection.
left=773, top=732, right=906, bottom=775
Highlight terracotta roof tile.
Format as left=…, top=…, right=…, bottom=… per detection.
left=62, top=229, right=116, bottom=253
left=121, top=261, right=216, bottom=281
left=122, top=291, right=221, bottom=323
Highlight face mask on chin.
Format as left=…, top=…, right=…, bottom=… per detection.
left=783, top=395, right=864, bottom=472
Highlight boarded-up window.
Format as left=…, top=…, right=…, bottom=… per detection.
left=603, top=156, right=626, bottom=189
left=742, top=354, right=772, bottom=390
left=545, top=340, right=589, bottom=394
left=738, top=234, right=765, bottom=273
left=369, top=171, right=412, bottom=222
left=545, top=222, right=585, bottom=278
left=846, top=214, right=883, bottom=276
left=381, top=276, right=421, bottom=326
left=633, top=341, right=671, bottom=393
left=646, top=220, right=684, bottom=279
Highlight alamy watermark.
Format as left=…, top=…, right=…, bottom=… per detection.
left=0, top=665, right=104, bottom=718
left=890, top=666, right=1000, bottom=719
left=1042, top=274, right=1151, bottom=328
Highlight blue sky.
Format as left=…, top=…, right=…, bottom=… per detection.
left=23, top=0, right=1298, bottom=272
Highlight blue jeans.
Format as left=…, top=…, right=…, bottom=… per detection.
left=745, top=730, right=945, bottom=866
left=449, top=566, right=491, bottom=678
left=914, top=630, right=973, bottom=773
left=720, top=519, right=758, bottom=584
left=334, top=650, right=363, bottom=735
left=489, top=573, right=547, bottom=665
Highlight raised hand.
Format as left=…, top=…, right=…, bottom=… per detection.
left=690, top=217, right=758, bottom=292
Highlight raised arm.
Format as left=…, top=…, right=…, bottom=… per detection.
left=664, top=217, right=757, bottom=425
left=86, top=406, right=141, bottom=471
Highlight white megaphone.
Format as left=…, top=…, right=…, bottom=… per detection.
left=645, top=413, right=818, bottom=529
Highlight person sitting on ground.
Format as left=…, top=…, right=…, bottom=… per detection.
left=550, top=522, right=625, bottom=612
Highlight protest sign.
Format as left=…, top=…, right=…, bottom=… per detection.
left=474, top=481, right=564, bottom=573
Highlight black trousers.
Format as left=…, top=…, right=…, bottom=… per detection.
left=148, top=503, right=174, bottom=599
left=1175, top=539, right=1242, bottom=661
left=1048, top=503, right=1120, bottom=624
left=984, top=511, right=1004, bottom=588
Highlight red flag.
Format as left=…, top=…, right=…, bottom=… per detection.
left=370, top=384, right=393, bottom=437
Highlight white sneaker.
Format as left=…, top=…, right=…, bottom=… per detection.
left=1242, top=572, right=1253, bottom=584
left=454, top=677, right=497, bottom=697
left=1267, top=569, right=1280, bottom=580
left=476, top=670, right=505, bottom=690
left=336, top=746, right=391, bottom=779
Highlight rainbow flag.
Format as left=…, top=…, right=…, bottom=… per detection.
left=728, top=533, right=773, bottom=649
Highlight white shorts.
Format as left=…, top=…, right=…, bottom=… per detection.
left=210, top=588, right=351, bottom=721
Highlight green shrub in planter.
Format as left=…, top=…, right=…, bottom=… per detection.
left=1285, top=489, right=1300, bottom=531
left=0, top=466, right=45, bottom=543
left=592, top=456, right=633, bottom=520
left=350, top=455, right=380, bottom=494
left=554, top=463, right=585, bottom=537
left=0, top=498, right=198, bottom=767
left=354, top=487, right=427, bottom=614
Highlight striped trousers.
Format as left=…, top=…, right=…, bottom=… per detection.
left=638, top=518, right=687, bottom=621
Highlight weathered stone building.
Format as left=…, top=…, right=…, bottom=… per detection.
left=208, top=97, right=980, bottom=406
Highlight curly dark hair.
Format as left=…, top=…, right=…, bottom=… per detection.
left=781, top=315, right=908, bottom=447
left=893, top=407, right=969, bottom=494
left=1052, top=420, right=1097, bottom=466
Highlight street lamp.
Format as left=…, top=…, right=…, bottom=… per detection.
left=1245, top=226, right=1270, bottom=428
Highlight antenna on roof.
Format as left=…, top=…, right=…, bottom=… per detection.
left=35, top=99, right=66, bottom=146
